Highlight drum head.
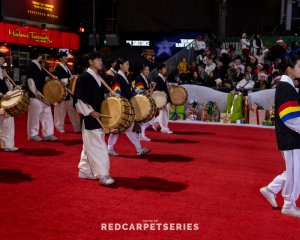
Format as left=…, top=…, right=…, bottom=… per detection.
left=170, top=86, right=188, bottom=106
left=130, top=95, right=151, bottom=122
left=68, top=76, right=78, bottom=95
left=1, top=89, right=23, bottom=108
left=101, top=97, right=123, bottom=128
left=151, top=91, right=167, bottom=109
left=43, top=80, right=66, bottom=104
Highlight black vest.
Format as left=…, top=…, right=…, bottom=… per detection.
left=275, top=81, right=300, bottom=150
left=54, top=64, right=71, bottom=100
left=25, top=61, right=47, bottom=98
left=135, top=74, right=151, bottom=90
left=155, top=75, right=171, bottom=103
left=115, top=74, right=134, bottom=100
left=0, top=77, right=9, bottom=95
left=75, top=71, right=106, bottom=130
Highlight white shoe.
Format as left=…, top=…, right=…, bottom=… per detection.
left=78, top=171, right=97, bottom=180
left=57, top=129, right=65, bottom=133
left=152, top=125, right=158, bottom=131
left=99, top=175, right=115, bottom=185
left=281, top=207, right=300, bottom=218
left=161, top=128, right=173, bottom=134
left=29, top=135, right=42, bottom=141
left=43, top=135, right=58, bottom=141
left=260, top=187, right=278, bottom=208
left=140, top=136, right=151, bottom=141
left=137, top=148, right=151, bottom=156
left=3, top=147, right=19, bottom=152
left=108, top=150, right=119, bottom=156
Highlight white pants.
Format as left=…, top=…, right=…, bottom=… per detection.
left=107, top=124, right=142, bottom=152
left=141, top=117, right=155, bottom=137
left=27, top=98, right=54, bottom=138
left=78, top=122, right=110, bottom=177
left=0, top=115, right=15, bottom=148
left=54, top=98, right=81, bottom=132
left=154, top=103, right=170, bottom=131
left=268, top=150, right=300, bottom=209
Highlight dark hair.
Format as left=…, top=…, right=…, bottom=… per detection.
left=83, top=51, right=102, bottom=68
left=0, top=52, right=5, bottom=58
left=140, top=63, right=149, bottom=72
left=30, top=48, right=42, bottom=60
left=115, top=57, right=129, bottom=71
left=109, top=57, right=118, bottom=66
left=57, top=51, right=68, bottom=59
left=278, top=56, right=300, bottom=74
left=157, top=63, right=166, bottom=72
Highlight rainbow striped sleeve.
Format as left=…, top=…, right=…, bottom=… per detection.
left=112, top=83, right=121, bottom=95
left=135, top=81, right=145, bottom=91
left=278, top=101, right=300, bottom=123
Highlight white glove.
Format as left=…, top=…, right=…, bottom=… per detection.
left=62, top=78, right=69, bottom=86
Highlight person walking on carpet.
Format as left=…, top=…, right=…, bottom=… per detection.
left=260, top=56, right=300, bottom=218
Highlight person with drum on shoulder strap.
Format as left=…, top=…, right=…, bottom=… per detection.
left=74, top=51, right=114, bottom=185
left=153, top=64, right=173, bottom=134
left=107, top=58, right=151, bottom=156
left=26, top=48, right=58, bottom=142
left=53, top=51, right=81, bottom=133
left=133, top=63, right=155, bottom=141
left=0, top=52, right=18, bottom=152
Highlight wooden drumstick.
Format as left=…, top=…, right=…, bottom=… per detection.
left=149, top=83, right=156, bottom=95
left=98, top=76, right=119, bottom=97
left=36, top=91, right=51, bottom=106
left=3, top=71, right=17, bottom=88
left=86, top=104, right=109, bottom=132
left=41, top=66, right=58, bottom=79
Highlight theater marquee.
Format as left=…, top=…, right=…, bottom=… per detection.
left=2, top=0, right=71, bottom=26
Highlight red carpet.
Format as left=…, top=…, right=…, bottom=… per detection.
left=1, top=115, right=300, bottom=240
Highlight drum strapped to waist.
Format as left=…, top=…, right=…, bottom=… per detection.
left=130, top=93, right=157, bottom=123
left=43, top=79, right=68, bottom=104
left=100, top=96, right=135, bottom=134
left=169, top=86, right=188, bottom=106
left=0, top=89, right=29, bottom=117
left=151, top=91, right=167, bottom=110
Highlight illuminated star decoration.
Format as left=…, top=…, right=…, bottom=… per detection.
left=156, top=40, right=176, bottom=56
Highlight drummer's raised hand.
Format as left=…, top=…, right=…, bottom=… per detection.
left=53, top=76, right=59, bottom=80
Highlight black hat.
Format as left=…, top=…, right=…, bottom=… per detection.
left=57, top=51, right=68, bottom=59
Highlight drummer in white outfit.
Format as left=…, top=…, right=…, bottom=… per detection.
left=26, top=49, right=58, bottom=141
left=153, top=64, right=173, bottom=134
left=75, top=51, right=114, bottom=185
left=0, top=52, right=18, bottom=151
left=260, top=57, right=300, bottom=218
left=54, top=52, right=81, bottom=133
left=133, top=64, right=154, bottom=141
left=107, top=58, right=151, bottom=156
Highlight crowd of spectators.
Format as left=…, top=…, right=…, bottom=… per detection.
left=172, top=33, right=300, bottom=93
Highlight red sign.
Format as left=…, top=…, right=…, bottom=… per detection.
left=0, top=23, right=79, bottom=50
